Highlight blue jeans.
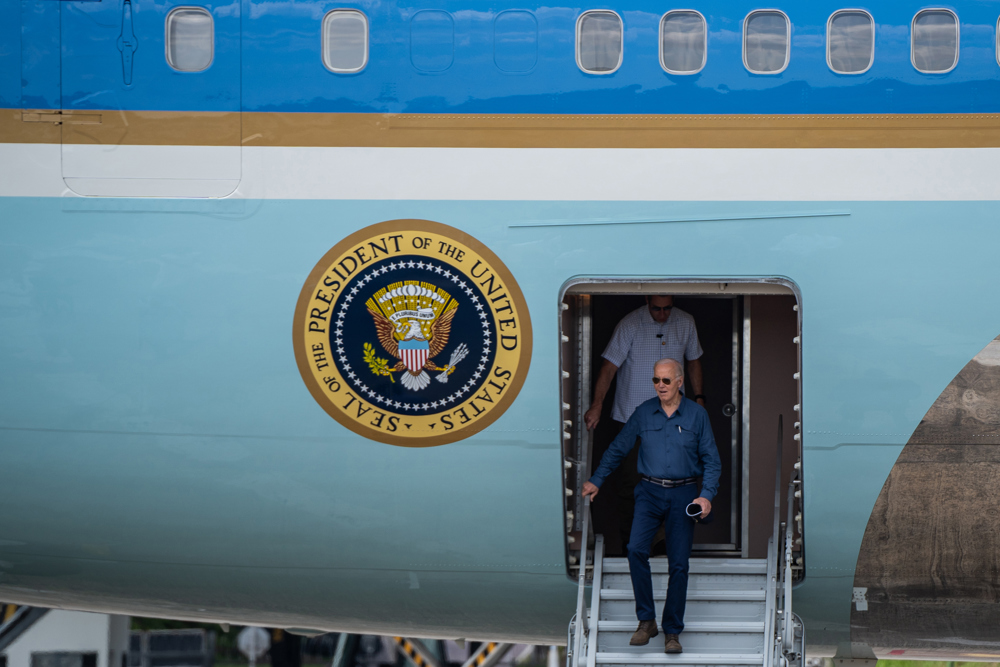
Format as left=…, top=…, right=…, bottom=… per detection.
left=627, top=480, right=698, bottom=634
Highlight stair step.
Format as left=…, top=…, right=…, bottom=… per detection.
left=598, top=631, right=764, bottom=653
left=601, top=559, right=768, bottom=576
left=601, top=590, right=766, bottom=601
left=597, top=621, right=764, bottom=633
left=602, top=580, right=766, bottom=595
left=595, top=653, right=764, bottom=665
left=601, top=603, right=766, bottom=625
left=583, top=556, right=771, bottom=667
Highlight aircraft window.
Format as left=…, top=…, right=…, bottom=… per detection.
left=827, top=10, right=874, bottom=74
left=322, top=10, right=368, bottom=73
left=743, top=10, right=789, bottom=74
left=660, top=10, right=707, bottom=74
left=577, top=10, right=623, bottom=74
left=494, top=10, right=538, bottom=73
left=411, top=10, right=455, bottom=72
left=911, top=9, right=959, bottom=73
left=165, top=7, right=214, bottom=72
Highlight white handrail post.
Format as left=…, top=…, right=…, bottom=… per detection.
left=782, top=483, right=795, bottom=655
left=585, top=534, right=604, bottom=667
left=763, top=535, right=777, bottom=667
left=573, top=496, right=591, bottom=667
left=764, top=415, right=784, bottom=667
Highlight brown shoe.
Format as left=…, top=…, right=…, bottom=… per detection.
left=663, top=634, right=682, bottom=653
left=629, top=620, right=658, bottom=646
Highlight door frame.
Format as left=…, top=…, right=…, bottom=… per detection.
left=559, top=277, right=800, bottom=563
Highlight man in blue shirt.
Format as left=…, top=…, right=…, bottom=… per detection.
left=582, top=358, right=721, bottom=654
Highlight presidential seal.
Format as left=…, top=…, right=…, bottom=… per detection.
left=293, top=220, right=532, bottom=447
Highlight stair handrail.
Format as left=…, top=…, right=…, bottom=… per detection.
left=572, top=495, right=592, bottom=667
left=585, top=534, right=605, bottom=667
left=763, top=415, right=784, bottom=667
left=764, top=537, right=778, bottom=667
left=770, top=414, right=804, bottom=667
left=781, top=480, right=796, bottom=656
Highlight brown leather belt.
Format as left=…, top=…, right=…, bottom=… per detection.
left=641, top=475, right=699, bottom=488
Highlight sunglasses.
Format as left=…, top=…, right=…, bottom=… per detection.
left=652, top=377, right=676, bottom=385
left=649, top=305, right=673, bottom=312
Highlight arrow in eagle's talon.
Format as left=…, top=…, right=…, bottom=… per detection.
left=435, top=343, right=470, bottom=383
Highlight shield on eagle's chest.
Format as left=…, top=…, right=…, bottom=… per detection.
left=398, top=339, right=430, bottom=374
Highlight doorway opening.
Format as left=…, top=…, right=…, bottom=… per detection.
left=560, top=280, right=804, bottom=576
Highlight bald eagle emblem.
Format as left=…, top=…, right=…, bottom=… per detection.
left=365, top=281, right=469, bottom=391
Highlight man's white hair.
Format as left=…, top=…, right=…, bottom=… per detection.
left=654, top=358, right=684, bottom=378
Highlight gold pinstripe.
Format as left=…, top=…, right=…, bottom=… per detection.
left=4, top=109, right=1000, bottom=148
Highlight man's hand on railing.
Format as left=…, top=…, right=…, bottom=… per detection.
left=582, top=481, right=599, bottom=500
left=584, top=404, right=602, bottom=430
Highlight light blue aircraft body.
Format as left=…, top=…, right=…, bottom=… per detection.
left=3, top=0, right=1000, bottom=658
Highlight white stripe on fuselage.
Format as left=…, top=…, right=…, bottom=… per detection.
left=3, top=143, right=1000, bottom=200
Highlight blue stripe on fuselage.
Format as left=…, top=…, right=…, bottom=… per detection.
left=6, top=0, right=1000, bottom=114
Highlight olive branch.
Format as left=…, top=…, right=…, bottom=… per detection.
left=363, top=343, right=395, bottom=382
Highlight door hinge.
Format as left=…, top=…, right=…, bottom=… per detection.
left=21, top=111, right=102, bottom=124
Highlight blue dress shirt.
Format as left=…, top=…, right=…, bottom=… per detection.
left=589, top=396, right=722, bottom=502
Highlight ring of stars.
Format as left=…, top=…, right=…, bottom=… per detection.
left=333, top=259, right=495, bottom=413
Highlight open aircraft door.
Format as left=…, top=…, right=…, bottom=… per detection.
left=59, top=0, right=241, bottom=197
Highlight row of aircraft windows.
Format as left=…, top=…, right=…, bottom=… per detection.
left=165, top=6, right=978, bottom=76
left=580, top=8, right=960, bottom=75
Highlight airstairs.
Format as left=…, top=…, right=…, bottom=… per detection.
left=568, top=420, right=803, bottom=667
left=590, top=552, right=770, bottom=666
